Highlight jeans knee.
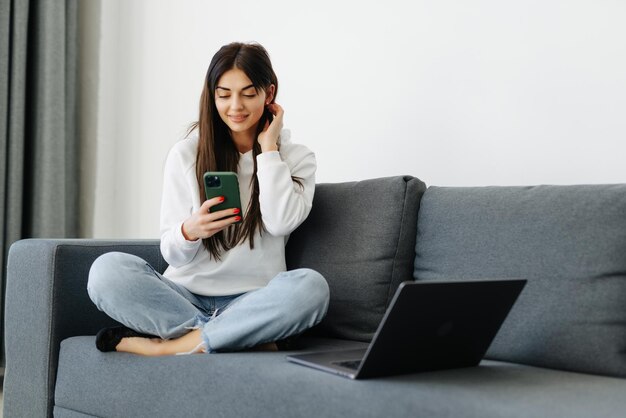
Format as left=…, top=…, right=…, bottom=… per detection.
left=87, top=252, right=141, bottom=303
left=293, top=268, right=330, bottom=312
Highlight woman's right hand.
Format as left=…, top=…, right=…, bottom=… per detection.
left=181, top=196, right=241, bottom=241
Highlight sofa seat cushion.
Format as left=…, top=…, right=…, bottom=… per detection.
left=286, top=176, right=427, bottom=341
left=55, top=336, right=626, bottom=418
left=414, top=185, right=626, bottom=378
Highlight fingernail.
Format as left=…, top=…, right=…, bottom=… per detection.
left=233, top=208, right=240, bottom=214
left=234, top=216, right=241, bottom=221
left=218, top=196, right=225, bottom=202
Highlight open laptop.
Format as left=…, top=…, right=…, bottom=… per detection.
left=287, top=278, right=526, bottom=379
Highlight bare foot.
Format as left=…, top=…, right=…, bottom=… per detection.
left=115, top=337, right=165, bottom=356
left=115, top=329, right=205, bottom=356
left=113, top=330, right=279, bottom=356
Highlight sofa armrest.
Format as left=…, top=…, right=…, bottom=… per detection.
left=4, top=239, right=164, bottom=418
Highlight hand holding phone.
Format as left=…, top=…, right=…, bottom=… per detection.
left=203, top=172, right=243, bottom=223
left=180, top=172, right=243, bottom=241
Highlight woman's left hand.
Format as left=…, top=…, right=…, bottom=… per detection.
left=257, top=103, right=284, bottom=153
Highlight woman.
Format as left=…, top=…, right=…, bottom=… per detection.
left=87, top=42, right=329, bottom=356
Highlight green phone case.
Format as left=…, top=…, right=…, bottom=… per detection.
left=203, top=171, right=243, bottom=223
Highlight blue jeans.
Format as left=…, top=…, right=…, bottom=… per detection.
left=87, top=252, right=330, bottom=354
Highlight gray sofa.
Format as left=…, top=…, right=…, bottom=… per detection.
left=4, top=176, right=626, bottom=417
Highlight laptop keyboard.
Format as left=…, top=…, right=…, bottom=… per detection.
left=333, top=359, right=362, bottom=370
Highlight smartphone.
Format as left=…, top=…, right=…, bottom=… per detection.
left=203, top=171, right=243, bottom=224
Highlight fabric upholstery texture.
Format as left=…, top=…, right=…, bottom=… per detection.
left=286, top=176, right=426, bottom=341
left=54, top=336, right=626, bottom=418
left=6, top=179, right=626, bottom=418
left=414, top=185, right=626, bottom=377
left=3, top=239, right=165, bottom=418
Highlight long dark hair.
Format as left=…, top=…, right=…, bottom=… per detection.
left=188, top=42, right=278, bottom=260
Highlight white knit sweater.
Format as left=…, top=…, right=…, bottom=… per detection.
left=159, top=129, right=316, bottom=296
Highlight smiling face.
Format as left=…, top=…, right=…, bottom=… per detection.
left=214, top=67, right=274, bottom=141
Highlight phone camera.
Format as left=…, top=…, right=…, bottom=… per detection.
left=206, top=176, right=221, bottom=188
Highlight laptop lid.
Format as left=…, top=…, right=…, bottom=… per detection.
left=288, top=279, right=526, bottom=379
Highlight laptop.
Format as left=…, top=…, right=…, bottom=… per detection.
left=287, top=278, right=526, bottom=379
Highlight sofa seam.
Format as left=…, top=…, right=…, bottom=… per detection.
left=386, top=177, right=411, bottom=308
left=53, top=403, right=102, bottom=417
left=46, top=244, right=60, bottom=418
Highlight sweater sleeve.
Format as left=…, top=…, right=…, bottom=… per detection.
left=159, top=144, right=202, bottom=267
left=256, top=143, right=316, bottom=237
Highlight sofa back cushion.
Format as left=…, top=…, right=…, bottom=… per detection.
left=413, top=185, right=626, bottom=377
left=287, top=176, right=426, bottom=341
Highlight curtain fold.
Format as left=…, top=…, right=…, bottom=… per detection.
left=0, top=0, right=79, bottom=368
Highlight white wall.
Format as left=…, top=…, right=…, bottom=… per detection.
left=83, top=0, right=626, bottom=239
